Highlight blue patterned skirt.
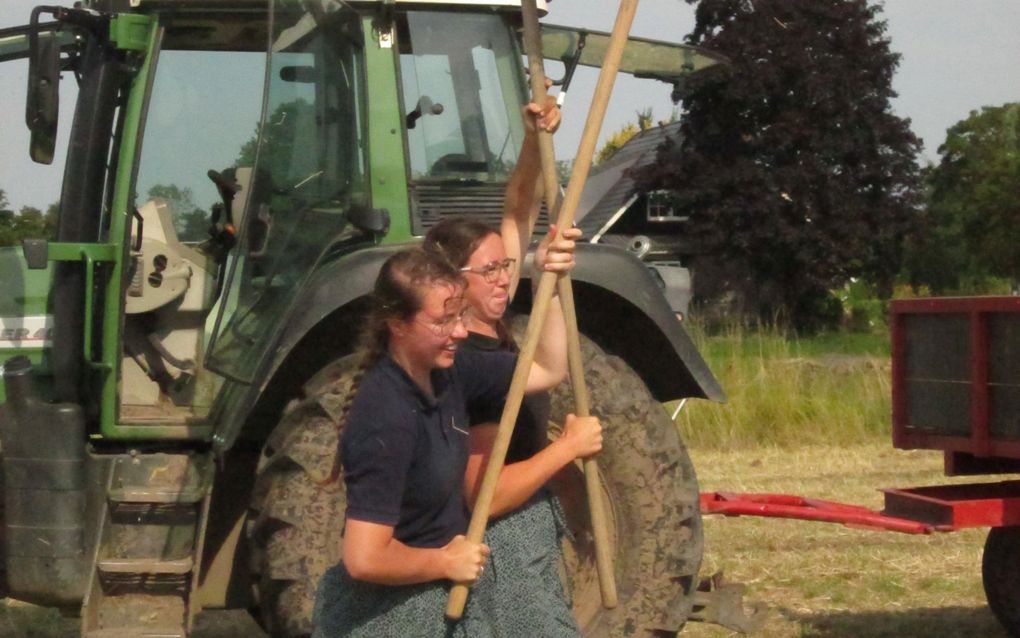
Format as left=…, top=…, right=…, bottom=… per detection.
left=479, top=491, right=580, bottom=637
left=312, top=492, right=578, bottom=637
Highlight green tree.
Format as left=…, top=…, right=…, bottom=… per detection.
left=596, top=122, right=639, bottom=165
left=234, top=98, right=317, bottom=187
left=147, top=184, right=209, bottom=241
left=595, top=108, right=663, bottom=164
left=637, top=0, right=923, bottom=330
left=905, top=103, right=1020, bottom=292
left=555, top=159, right=575, bottom=185
left=14, top=206, right=49, bottom=238
left=0, top=190, right=14, bottom=247
left=0, top=190, right=59, bottom=247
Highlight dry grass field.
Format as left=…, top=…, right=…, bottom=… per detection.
left=687, top=443, right=1007, bottom=638
left=3, top=448, right=1005, bottom=638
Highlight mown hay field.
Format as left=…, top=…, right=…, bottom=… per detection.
left=687, top=443, right=1006, bottom=638
left=680, top=325, right=1007, bottom=637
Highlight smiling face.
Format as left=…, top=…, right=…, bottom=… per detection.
left=461, top=232, right=512, bottom=333
left=389, top=281, right=468, bottom=378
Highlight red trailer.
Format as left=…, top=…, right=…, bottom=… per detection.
left=701, top=296, right=1020, bottom=637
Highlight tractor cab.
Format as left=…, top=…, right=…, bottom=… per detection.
left=7, top=0, right=725, bottom=433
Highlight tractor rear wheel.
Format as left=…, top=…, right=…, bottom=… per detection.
left=983, top=526, right=1020, bottom=638
left=247, top=356, right=358, bottom=637
left=540, top=327, right=703, bottom=637
left=247, top=329, right=703, bottom=637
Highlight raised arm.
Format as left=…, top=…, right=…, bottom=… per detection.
left=524, top=224, right=583, bottom=393
left=343, top=520, right=488, bottom=585
left=502, top=94, right=560, bottom=300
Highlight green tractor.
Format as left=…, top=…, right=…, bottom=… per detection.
left=0, top=1, right=724, bottom=635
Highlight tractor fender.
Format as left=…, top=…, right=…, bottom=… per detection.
left=213, top=241, right=722, bottom=452
left=213, top=243, right=407, bottom=451
left=518, top=242, right=724, bottom=403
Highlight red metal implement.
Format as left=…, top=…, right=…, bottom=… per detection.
left=700, top=491, right=933, bottom=534
left=702, top=480, right=1020, bottom=534
left=882, top=481, right=1020, bottom=530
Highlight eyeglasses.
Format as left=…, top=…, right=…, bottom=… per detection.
left=415, top=306, right=474, bottom=337
left=460, top=258, right=516, bottom=284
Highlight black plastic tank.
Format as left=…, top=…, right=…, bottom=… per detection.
left=0, top=355, right=88, bottom=605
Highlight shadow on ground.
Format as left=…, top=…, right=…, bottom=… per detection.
left=0, top=602, right=1007, bottom=638
left=0, top=603, right=267, bottom=638
left=785, top=605, right=1008, bottom=638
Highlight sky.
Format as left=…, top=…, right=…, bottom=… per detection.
left=1, top=0, right=1018, bottom=212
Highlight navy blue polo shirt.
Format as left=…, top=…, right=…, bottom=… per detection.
left=340, top=350, right=517, bottom=548
left=462, top=331, right=551, bottom=463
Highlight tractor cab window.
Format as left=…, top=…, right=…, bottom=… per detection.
left=204, top=1, right=368, bottom=384
left=398, top=11, right=527, bottom=183
left=134, top=49, right=264, bottom=242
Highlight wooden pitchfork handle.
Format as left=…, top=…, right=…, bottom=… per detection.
left=446, top=0, right=639, bottom=619
left=520, top=0, right=619, bottom=610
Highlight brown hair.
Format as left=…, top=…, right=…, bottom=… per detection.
left=423, top=218, right=515, bottom=349
left=423, top=217, right=497, bottom=268
left=324, top=247, right=464, bottom=483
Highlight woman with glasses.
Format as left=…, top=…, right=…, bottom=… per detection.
left=420, top=99, right=593, bottom=636
left=312, top=243, right=598, bottom=637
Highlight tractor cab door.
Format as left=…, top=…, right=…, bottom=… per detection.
left=204, top=0, right=370, bottom=384
left=114, top=12, right=266, bottom=427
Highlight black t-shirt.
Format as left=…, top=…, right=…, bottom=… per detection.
left=340, top=350, right=516, bottom=548
left=461, top=331, right=551, bottom=463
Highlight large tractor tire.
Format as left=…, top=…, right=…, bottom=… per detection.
left=983, top=526, right=1020, bottom=638
left=247, top=330, right=703, bottom=637
left=246, top=355, right=359, bottom=637
left=541, top=327, right=703, bottom=637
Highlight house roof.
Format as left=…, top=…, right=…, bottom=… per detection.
left=575, top=121, right=682, bottom=239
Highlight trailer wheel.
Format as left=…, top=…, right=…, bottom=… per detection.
left=541, top=328, right=703, bottom=637
left=248, top=328, right=702, bottom=637
left=983, top=526, right=1020, bottom=638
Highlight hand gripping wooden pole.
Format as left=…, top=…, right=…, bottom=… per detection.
left=446, top=0, right=639, bottom=620
left=520, top=0, right=627, bottom=610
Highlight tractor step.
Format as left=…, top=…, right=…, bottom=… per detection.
left=98, top=520, right=196, bottom=577
left=107, top=454, right=211, bottom=504
left=98, top=556, right=194, bottom=574
left=82, top=452, right=214, bottom=638
left=84, top=628, right=184, bottom=632
left=82, top=592, right=187, bottom=637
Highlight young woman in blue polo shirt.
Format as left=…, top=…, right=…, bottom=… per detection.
left=312, top=246, right=600, bottom=637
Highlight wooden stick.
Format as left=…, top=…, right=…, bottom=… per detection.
left=446, top=0, right=640, bottom=619
left=520, top=0, right=618, bottom=609
left=446, top=271, right=559, bottom=619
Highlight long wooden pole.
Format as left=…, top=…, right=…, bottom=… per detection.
left=519, top=0, right=618, bottom=609
left=446, top=0, right=640, bottom=619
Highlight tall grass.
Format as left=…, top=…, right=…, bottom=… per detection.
left=673, top=323, right=892, bottom=449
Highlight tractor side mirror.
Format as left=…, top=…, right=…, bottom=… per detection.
left=26, top=8, right=61, bottom=165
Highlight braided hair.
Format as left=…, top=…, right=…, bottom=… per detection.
left=423, top=217, right=516, bottom=350
left=324, top=248, right=465, bottom=483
